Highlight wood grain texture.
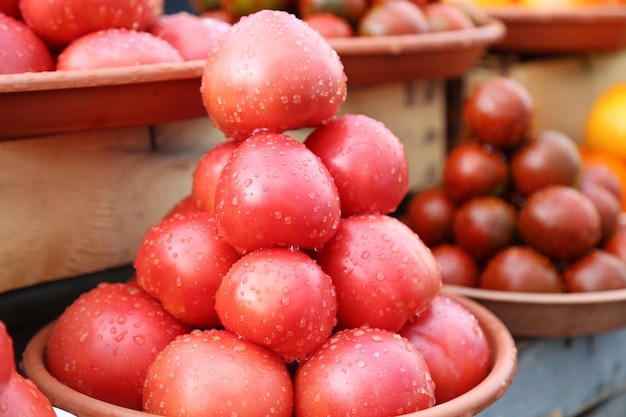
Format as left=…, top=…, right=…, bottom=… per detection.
left=0, top=117, right=224, bottom=293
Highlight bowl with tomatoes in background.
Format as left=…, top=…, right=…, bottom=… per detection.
left=402, top=75, right=626, bottom=339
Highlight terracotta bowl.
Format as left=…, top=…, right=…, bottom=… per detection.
left=22, top=292, right=517, bottom=417
left=0, top=20, right=504, bottom=140
left=487, top=5, right=626, bottom=53
left=445, top=285, right=626, bottom=339
left=328, top=19, right=505, bottom=87
left=0, top=61, right=208, bottom=139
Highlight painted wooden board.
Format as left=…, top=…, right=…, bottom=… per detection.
left=479, top=327, right=626, bottom=417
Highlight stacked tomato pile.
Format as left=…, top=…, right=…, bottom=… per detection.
left=0, top=0, right=490, bottom=76
left=193, top=0, right=491, bottom=39
left=37, top=9, right=493, bottom=417
left=406, top=77, right=626, bottom=293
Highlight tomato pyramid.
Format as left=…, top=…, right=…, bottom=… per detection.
left=45, top=10, right=493, bottom=417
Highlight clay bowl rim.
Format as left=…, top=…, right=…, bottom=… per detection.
left=328, top=19, right=506, bottom=56
left=22, top=291, right=517, bottom=417
left=444, top=284, right=626, bottom=306
left=0, top=60, right=206, bottom=93
left=485, top=4, right=626, bottom=22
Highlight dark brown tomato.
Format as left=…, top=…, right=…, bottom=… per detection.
left=431, top=243, right=479, bottom=287
left=422, top=2, right=475, bottom=32
left=452, top=196, right=518, bottom=262
left=443, top=141, right=509, bottom=203
left=479, top=246, right=563, bottom=293
left=298, top=0, right=369, bottom=26
left=303, top=13, right=354, bottom=37
left=462, top=77, right=534, bottom=150
left=579, top=179, right=621, bottom=243
left=510, top=130, right=583, bottom=196
left=580, top=162, right=623, bottom=204
left=358, top=0, right=430, bottom=36
left=407, top=186, right=456, bottom=246
left=603, top=219, right=626, bottom=264
left=563, top=250, right=626, bottom=292
left=518, top=185, right=602, bottom=261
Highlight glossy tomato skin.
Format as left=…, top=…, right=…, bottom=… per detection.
left=216, top=247, right=337, bottom=362
left=45, top=282, right=191, bottom=410
left=304, top=113, right=409, bottom=216
left=134, top=211, right=240, bottom=329
left=215, top=132, right=341, bottom=254
left=149, top=11, right=232, bottom=60
left=201, top=10, right=347, bottom=141
left=191, top=140, right=239, bottom=213
left=294, top=327, right=436, bottom=417
left=400, top=295, right=491, bottom=403
left=56, top=28, right=184, bottom=70
left=315, top=214, right=442, bottom=332
left=143, top=329, right=294, bottom=417
left=0, top=321, right=14, bottom=392
left=0, top=372, right=57, bottom=417
left=0, top=13, right=54, bottom=75
left=302, top=13, right=355, bottom=38
left=19, top=0, right=163, bottom=50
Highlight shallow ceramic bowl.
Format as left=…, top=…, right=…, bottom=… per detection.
left=328, top=19, right=505, bottom=87
left=0, top=20, right=504, bottom=140
left=0, top=60, right=208, bottom=139
left=444, top=285, right=626, bottom=339
left=23, top=292, right=517, bottom=417
left=487, top=5, right=626, bottom=53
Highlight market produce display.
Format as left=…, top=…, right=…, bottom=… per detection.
left=406, top=77, right=626, bottom=294
left=10, top=8, right=509, bottom=417
left=0, top=0, right=493, bottom=76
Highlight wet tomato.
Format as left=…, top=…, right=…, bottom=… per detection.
left=45, top=282, right=191, bottom=410
left=294, top=327, right=435, bottom=417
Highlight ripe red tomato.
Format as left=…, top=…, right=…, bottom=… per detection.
left=315, top=214, right=442, bottom=332
left=0, top=12, right=54, bottom=75
left=294, top=327, right=436, bottom=417
left=191, top=140, right=239, bottom=213
left=143, top=328, right=294, bottom=417
left=0, top=372, right=57, bottom=417
left=134, top=211, right=241, bottom=328
left=215, top=247, right=337, bottom=362
left=201, top=9, right=347, bottom=141
left=163, top=194, right=202, bottom=219
left=0, top=321, right=14, bottom=392
left=302, top=13, right=355, bottom=38
left=214, top=131, right=341, bottom=254
left=304, top=113, right=409, bottom=216
left=149, top=11, right=232, bottom=60
left=400, top=295, right=491, bottom=403
left=0, top=0, right=19, bottom=18
left=19, top=0, right=163, bottom=49
left=45, top=282, right=191, bottom=410
left=56, top=28, right=184, bottom=70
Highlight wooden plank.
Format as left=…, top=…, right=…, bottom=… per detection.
left=478, top=327, right=626, bottom=417
left=0, top=118, right=224, bottom=294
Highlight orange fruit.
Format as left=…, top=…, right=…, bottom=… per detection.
left=584, top=83, right=626, bottom=159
